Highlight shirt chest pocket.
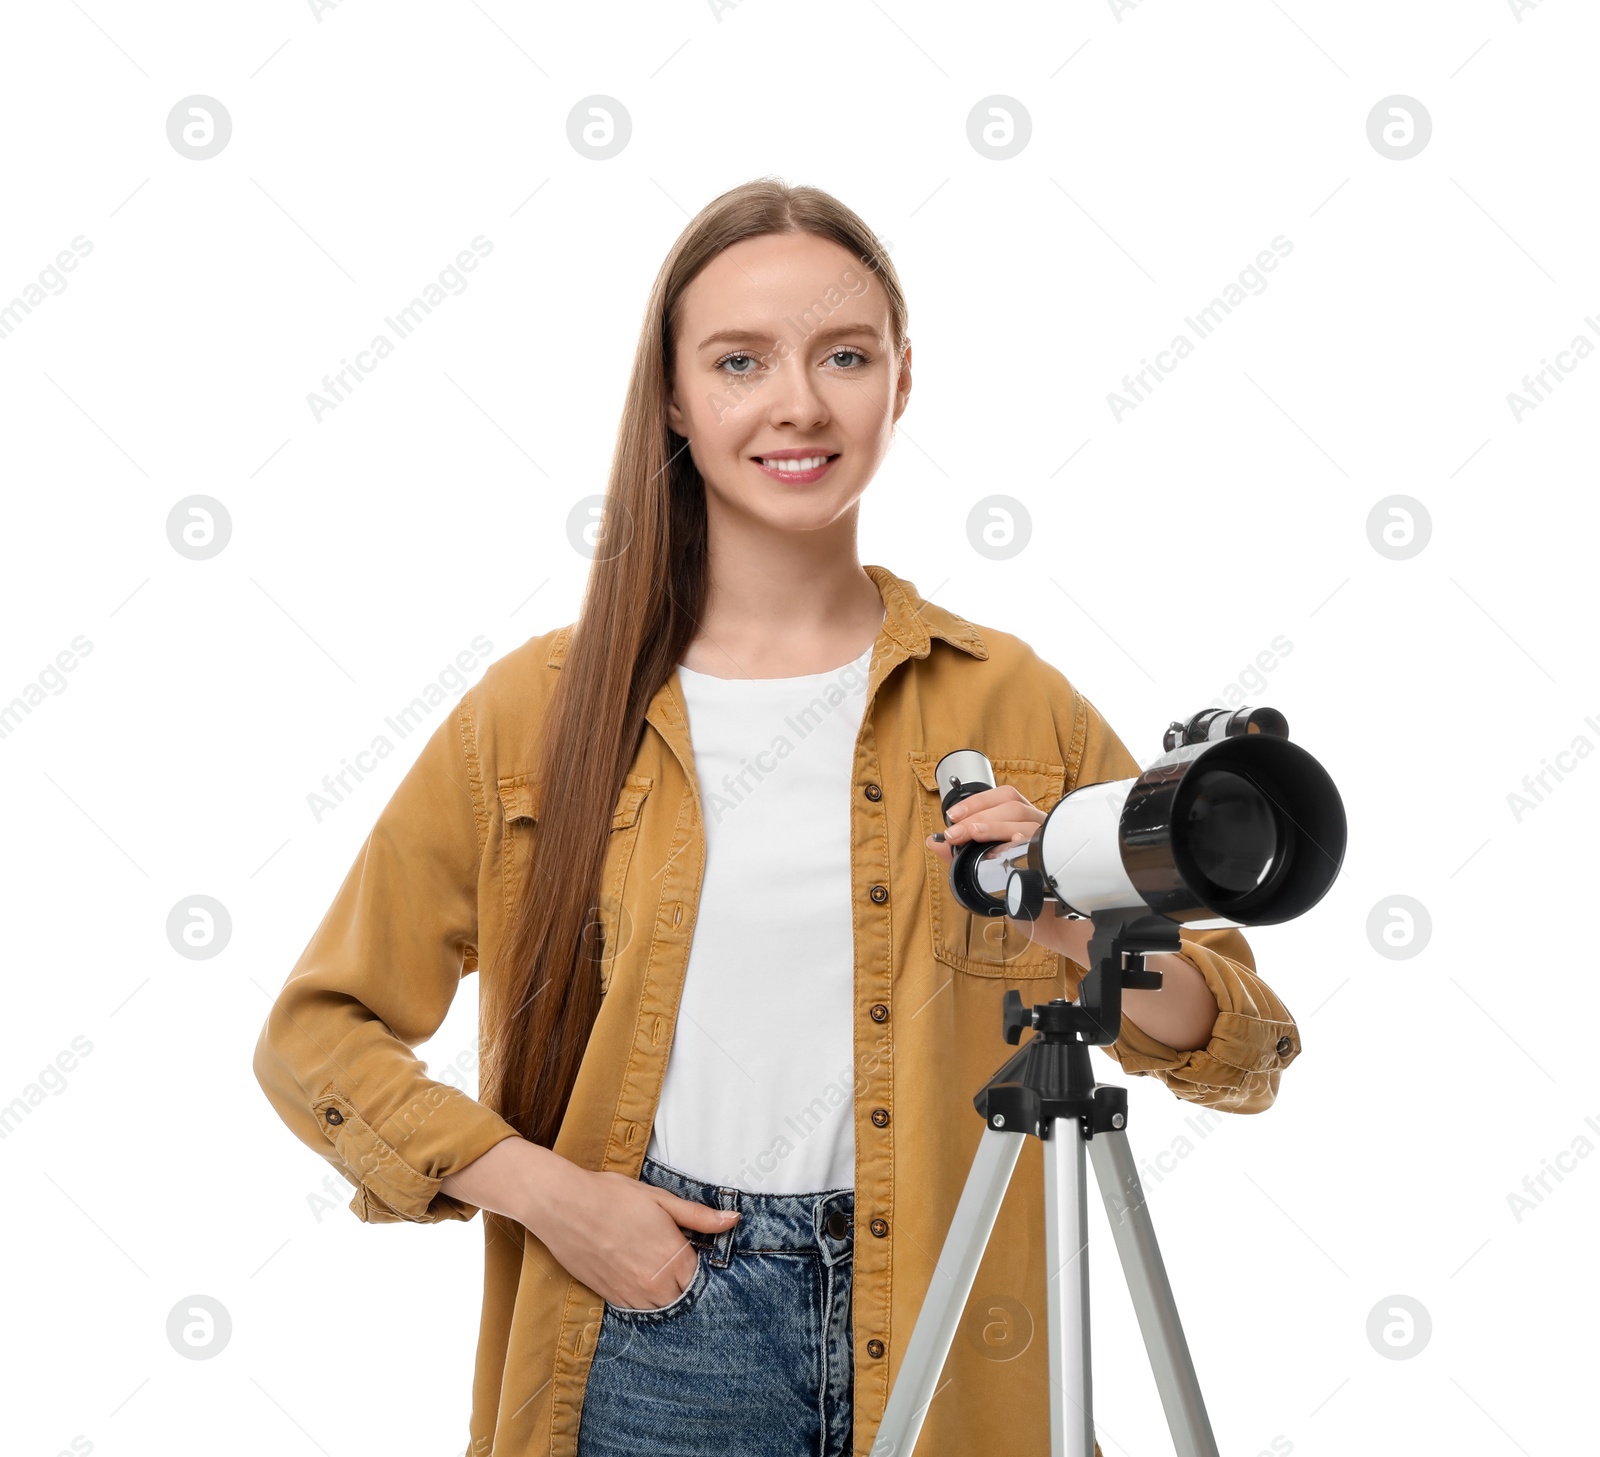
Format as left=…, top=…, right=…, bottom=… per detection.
left=908, top=750, right=1068, bottom=979
left=496, top=771, right=654, bottom=994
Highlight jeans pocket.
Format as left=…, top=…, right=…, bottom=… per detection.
left=603, top=1247, right=709, bottom=1324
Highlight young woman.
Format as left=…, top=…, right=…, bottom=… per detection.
left=254, top=178, right=1302, bottom=1457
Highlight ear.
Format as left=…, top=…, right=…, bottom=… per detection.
left=891, top=339, right=913, bottom=425
left=665, top=381, right=688, bottom=438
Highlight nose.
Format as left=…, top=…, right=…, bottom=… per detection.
left=764, top=355, right=829, bottom=432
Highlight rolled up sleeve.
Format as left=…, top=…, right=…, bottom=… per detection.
left=1050, top=672, right=1302, bottom=1115
left=252, top=691, right=521, bottom=1223
left=1102, top=925, right=1300, bottom=1114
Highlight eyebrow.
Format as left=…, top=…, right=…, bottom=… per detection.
left=695, top=322, right=884, bottom=351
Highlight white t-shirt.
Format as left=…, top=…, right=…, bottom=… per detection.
left=644, top=640, right=875, bottom=1195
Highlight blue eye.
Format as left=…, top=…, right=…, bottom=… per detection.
left=717, top=352, right=759, bottom=375
left=829, top=349, right=869, bottom=368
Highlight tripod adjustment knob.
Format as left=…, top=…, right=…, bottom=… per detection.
left=1005, top=869, right=1046, bottom=920
left=1002, top=988, right=1033, bottom=1044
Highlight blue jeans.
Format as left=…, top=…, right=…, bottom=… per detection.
left=577, top=1155, right=855, bottom=1457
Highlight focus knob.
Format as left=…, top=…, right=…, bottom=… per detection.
left=1005, top=869, right=1046, bottom=920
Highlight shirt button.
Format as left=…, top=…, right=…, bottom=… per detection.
left=867, top=1339, right=885, bottom=1358
left=870, top=1107, right=890, bottom=1128
left=826, top=1211, right=850, bottom=1240
left=324, top=1108, right=344, bottom=1125
left=869, top=884, right=888, bottom=904
left=1276, top=1035, right=1294, bottom=1057
left=869, top=1218, right=889, bottom=1238
left=869, top=1003, right=889, bottom=1023
left=863, top=782, right=882, bottom=801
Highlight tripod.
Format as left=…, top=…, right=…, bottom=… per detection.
left=869, top=910, right=1220, bottom=1457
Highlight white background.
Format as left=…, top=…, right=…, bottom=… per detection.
left=2, top=1, right=1594, bottom=1454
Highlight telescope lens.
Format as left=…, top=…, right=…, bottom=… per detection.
left=1183, top=770, right=1276, bottom=894
left=1122, top=732, right=1345, bottom=924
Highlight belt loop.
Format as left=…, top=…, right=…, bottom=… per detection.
left=710, top=1186, right=740, bottom=1267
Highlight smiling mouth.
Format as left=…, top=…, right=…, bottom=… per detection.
left=751, top=453, right=840, bottom=475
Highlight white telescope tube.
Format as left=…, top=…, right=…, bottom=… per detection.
left=969, top=778, right=1141, bottom=916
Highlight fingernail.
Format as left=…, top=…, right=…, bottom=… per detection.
left=721, top=1210, right=739, bottom=1221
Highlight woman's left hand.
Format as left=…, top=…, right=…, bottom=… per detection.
left=923, top=784, right=1044, bottom=865
left=923, top=785, right=1094, bottom=963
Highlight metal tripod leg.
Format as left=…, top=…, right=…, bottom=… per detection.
left=1043, top=1120, right=1095, bottom=1457
left=870, top=1118, right=1219, bottom=1457
left=871, top=1125, right=1022, bottom=1456
left=1087, top=1129, right=1219, bottom=1457
left=871, top=1123, right=1098, bottom=1457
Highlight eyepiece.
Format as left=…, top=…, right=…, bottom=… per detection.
left=934, top=749, right=997, bottom=820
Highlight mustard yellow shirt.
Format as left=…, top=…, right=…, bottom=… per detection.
left=252, top=564, right=1301, bottom=1457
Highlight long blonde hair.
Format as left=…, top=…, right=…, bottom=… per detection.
left=482, top=176, right=909, bottom=1150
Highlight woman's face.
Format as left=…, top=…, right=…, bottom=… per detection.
left=666, top=231, right=910, bottom=537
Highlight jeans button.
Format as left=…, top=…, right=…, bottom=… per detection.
left=826, top=1211, right=850, bottom=1240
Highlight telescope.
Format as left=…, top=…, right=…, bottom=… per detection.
left=935, top=704, right=1346, bottom=931
left=872, top=704, right=1348, bottom=1457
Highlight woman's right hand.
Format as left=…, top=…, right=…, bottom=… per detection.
left=533, top=1163, right=740, bottom=1311
left=442, top=1135, right=740, bottom=1311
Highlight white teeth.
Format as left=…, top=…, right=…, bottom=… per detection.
left=760, top=455, right=830, bottom=472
